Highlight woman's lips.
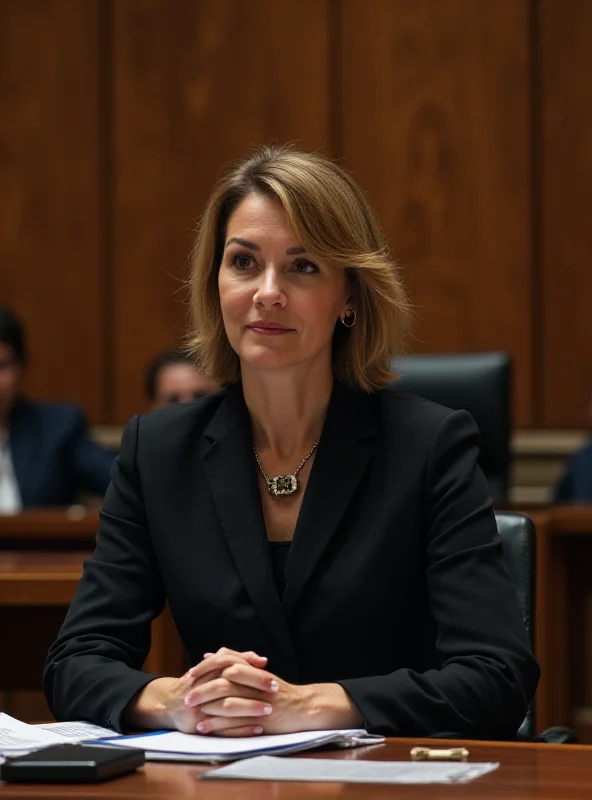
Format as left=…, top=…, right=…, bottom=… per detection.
left=247, top=324, right=293, bottom=336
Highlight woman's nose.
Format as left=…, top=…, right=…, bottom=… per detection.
left=253, top=268, right=286, bottom=307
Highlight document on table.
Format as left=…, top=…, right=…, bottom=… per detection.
left=0, top=713, right=119, bottom=760
left=101, top=728, right=384, bottom=763
left=37, top=721, right=119, bottom=740
left=201, top=755, right=500, bottom=784
left=0, top=714, right=69, bottom=757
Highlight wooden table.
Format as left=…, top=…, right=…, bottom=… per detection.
left=1, top=738, right=592, bottom=798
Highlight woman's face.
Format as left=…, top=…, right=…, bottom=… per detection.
left=218, top=193, right=349, bottom=376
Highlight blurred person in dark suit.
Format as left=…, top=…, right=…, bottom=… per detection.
left=0, top=307, right=116, bottom=512
left=553, top=396, right=592, bottom=502
left=146, top=348, right=220, bottom=410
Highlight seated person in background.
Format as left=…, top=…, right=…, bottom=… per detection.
left=0, top=307, right=116, bottom=512
left=553, top=398, right=592, bottom=502
left=44, top=146, right=538, bottom=739
left=146, top=348, right=220, bottom=410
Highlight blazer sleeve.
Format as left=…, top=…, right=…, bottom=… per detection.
left=338, top=410, right=540, bottom=739
left=43, top=415, right=166, bottom=731
left=65, top=409, right=117, bottom=496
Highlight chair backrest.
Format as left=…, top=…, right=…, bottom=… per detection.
left=494, top=512, right=536, bottom=741
left=392, top=353, right=511, bottom=506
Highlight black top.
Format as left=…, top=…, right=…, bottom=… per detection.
left=43, top=380, right=539, bottom=739
left=268, top=541, right=291, bottom=598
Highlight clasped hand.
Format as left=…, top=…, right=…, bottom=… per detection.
left=168, top=647, right=307, bottom=737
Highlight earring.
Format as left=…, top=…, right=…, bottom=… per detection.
left=341, top=309, right=356, bottom=328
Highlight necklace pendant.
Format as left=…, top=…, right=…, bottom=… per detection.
left=268, top=474, right=298, bottom=497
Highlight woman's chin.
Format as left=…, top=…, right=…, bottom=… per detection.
left=238, top=346, right=301, bottom=372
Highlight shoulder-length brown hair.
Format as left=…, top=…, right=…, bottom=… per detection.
left=189, top=145, right=412, bottom=391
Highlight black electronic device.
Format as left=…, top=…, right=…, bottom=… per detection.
left=0, top=743, right=144, bottom=783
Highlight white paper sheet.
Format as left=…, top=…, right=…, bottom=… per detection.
left=0, top=713, right=119, bottom=759
left=102, top=728, right=383, bottom=763
left=38, top=721, right=120, bottom=740
left=0, top=713, right=74, bottom=755
left=201, top=755, right=500, bottom=784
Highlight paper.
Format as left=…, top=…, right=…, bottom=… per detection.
left=0, top=713, right=74, bottom=755
left=0, top=714, right=119, bottom=759
left=102, top=728, right=383, bottom=763
left=37, top=721, right=120, bottom=740
left=202, top=755, right=500, bottom=784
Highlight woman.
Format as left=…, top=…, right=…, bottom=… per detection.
left=44, top=146, right=538, bottom=739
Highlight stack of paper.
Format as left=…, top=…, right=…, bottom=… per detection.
left=1, top=713, right=383, bottom=767
left=101, top=728, right=384, bottom=763
left=0, top=713, right=118, bottom=761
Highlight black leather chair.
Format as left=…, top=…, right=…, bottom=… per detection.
left=392, top=353, right=510, bottom=506
left=495, top=512, right=536, bottom=740
left=495, top=512, right=574, bottom=743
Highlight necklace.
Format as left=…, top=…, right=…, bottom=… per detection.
left=254, top=439, right=320, bottom=497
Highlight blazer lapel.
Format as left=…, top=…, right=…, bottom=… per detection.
left=201, top=383, right=298, bottom=670
left=282, top=383, right=376, bottom=617
left=8, top=398, right=37, bottom=507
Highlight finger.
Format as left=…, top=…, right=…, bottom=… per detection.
left=187, top=654, right=251, bottom=682
left=199, top=697, right=273, bottom=718
left=203, top=650, right=268, bottom=666
left=211, top=647, right=262, bottom=660
left=222, top=663, right=280, bottom=694
left=197, top=716, right=266, bottom=735
left=178, top=669, right=198, bottom=690
left=185, top=678, right=265, bottom=708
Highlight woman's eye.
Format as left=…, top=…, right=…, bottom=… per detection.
left=292, top=259, right=319, bottom=274
left=231, top=254, right=255, bottom=270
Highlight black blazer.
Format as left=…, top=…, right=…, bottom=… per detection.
left=43, top=382, right=539, bottom=738
left=8, top=397, right=116, bottom=507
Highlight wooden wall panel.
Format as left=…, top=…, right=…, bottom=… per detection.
left=112, top=0, right=331, bottom=423
left=541, top=0, right=592, bottom=428
left=340, top=0, right=534, bottom=426
left=0, top=1, right=104, bottom=421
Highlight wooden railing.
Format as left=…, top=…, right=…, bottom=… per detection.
left=0, top=509, right=184, bottom=720
left=527, top=506, right=592, bottom=736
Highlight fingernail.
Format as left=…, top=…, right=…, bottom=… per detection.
left=270, top=680, right=279, bottom=692
left=197, top=722, right=206, bottom=732
left=253, top=726, right=264, bottom=734
left=184, top=695, right=193, bottom=707
left=263, top=705, right=272, bottom=715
